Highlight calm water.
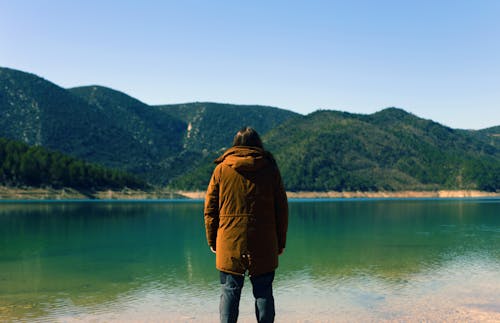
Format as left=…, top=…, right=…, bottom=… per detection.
left=0, top=199, right=499, bottom=322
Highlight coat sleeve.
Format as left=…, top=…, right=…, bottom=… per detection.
left=204, top=165, right=220, bottom=249
left=274, top=167, right=288, bottom=250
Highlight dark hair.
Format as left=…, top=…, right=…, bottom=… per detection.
left=232, top=126, right=263, bottom=148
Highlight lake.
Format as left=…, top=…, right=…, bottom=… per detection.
left=1, top=199, right=499, bottom=322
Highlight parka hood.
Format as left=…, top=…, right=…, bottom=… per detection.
left=215, top=146, right=275, bottom=172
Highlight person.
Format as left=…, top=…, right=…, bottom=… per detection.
left=204, top=126, right=289, bottom=323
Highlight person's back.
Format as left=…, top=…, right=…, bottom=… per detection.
left=204, top=127, right=288, bottom=323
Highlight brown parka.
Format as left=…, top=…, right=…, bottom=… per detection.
left=204, top=146, right=288, bottom=276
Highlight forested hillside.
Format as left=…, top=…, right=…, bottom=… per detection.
left=176, top=109, right=499, bottom=191
left=0, top=67, right=184, bottom=183
left=1, top=66, right=498, bottom=192
left=265, top=109, right=499, bottom=191
left=157, top=102, right=299, bottom=152
left=475, top=125, right=500, bottom=147
left=0, top=67, right=295, bottom=184
left=0, top=137, right=146, bottom=189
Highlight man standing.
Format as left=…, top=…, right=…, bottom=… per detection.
left=204, top=127, right=288, bottom=323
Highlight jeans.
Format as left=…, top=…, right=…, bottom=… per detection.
left=219, top=271, right=275, bottom=323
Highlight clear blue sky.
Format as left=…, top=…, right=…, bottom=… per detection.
left=1, top=0, right=499, bottom=129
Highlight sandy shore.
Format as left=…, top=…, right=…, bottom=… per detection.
left=0, top=186, right=498, bottom=200
left=285, top=190, right=500, bottom=199
left=175, top=190, right=500, bottom=199
left=0, top=186, right=184, bottom=200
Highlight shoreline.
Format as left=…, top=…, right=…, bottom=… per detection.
left=179, top=190, right=500, bottom=199
left=0, top=186, right=499, bottom=200
left=0, top=186, right=185, bottom=201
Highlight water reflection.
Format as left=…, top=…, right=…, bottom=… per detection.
left=284, top=200, right=500, bottom=279
left=0, top=199, right=499, bottom=321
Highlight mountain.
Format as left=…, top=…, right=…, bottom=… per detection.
left=1, top=67, right=498, bottom=192
left=0, top=67, right=298, bottom=185
left=156, top=102, right=300, bottom=152
left=264, top=108, right=499, bottom=191
left=0, top=67, right=185, bottom=184
left=177, top=108, right=499, bottom=191
left=68, top=85, right=187, bottom=181
left=473, top=125, right=500, bottom=147
left=68, top=85, right=186, bottom=158
left=0, top=67, right=122, bottom=156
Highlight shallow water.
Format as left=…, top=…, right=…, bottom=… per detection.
left=0, top=199, right=499, bottom=322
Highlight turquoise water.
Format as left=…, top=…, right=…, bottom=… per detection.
left=0, top=199, right=499, bottom=322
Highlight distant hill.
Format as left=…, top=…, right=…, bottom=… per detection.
left=0, top=67, right=298, bottom=185
left=177, top=108, right=499, bottom=191
left=156, top=102, right=300, bottom=152
left=68, top=85, right=186, bottom=159
left=476, top=125, right=500, bottom=136
left=474, top=125, right=500, bottom=147
left=265, top=108, right=499, bottom=191
left=0, top=67, right=185, bottom=184
left=1, top=67, right=498, bottom=192
left=68, top=85, right=187, bottom=182
left=0, top=67, right=122, bottom=156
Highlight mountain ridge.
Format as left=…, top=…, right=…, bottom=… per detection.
left=1, top=66, right=498, bottom=191
left=0, top=67, right=299, bottom=185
